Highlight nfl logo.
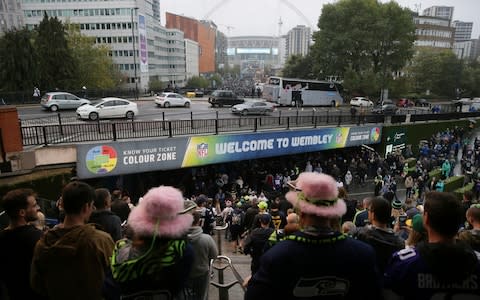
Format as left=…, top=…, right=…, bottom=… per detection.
left=197, top=143, right=208, bottom=158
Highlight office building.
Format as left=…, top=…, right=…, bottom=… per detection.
left=452, top=20, right=473, bottom=42
left=285, top=25, right=311, bottom=57
left=216, top=30, right=228, bottom=70
left=413, top=15, right=454, bottom=49
left=22, top=0, right=187, bottom=89
left=422, top=6, right=454, bottom=20
left=185, top=39, right=199, bottom=79
left=453, top=40, right=473, bottom=59
left=165, top=12, right=216, bottom=74
left=0, top=0, right=23, bottom=33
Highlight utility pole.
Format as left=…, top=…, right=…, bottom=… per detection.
left=131, top=8, right=139, bottom=100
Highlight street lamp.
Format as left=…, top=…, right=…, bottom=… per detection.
left=131, top=8, right=139, bottom=100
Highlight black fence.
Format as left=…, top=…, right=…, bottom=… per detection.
left=20, top=110, right=480, bottom=147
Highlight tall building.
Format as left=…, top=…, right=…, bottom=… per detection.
left=185, top=39, right=199, bottom=79
left=166, top=28, right=187, bottom=87
left=216, top=30, right=228, bottom=70
left=452, top=20, right=473, bottom=42
left=285, top=25, right=311, bottom=57
left=21, top=0, right=187, bottom=89
left=453, top=40, right=473, bottom=59
left=0, top=0, right=23, bottom=33
left=165, top=12, right=216, bottom=74
left=422, top=6, right=454, bottom=20
left=472, top=38, right=480, bottom=61
left=413, top=16, right=454, bottom=49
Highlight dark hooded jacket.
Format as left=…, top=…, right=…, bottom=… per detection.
left=30, top=224, right=114, bottom=300
left=384, top=241, right=480, bottom=299
left=354, top=225, right=405, bottom=272
left=89, top=209, right=123, bottom=241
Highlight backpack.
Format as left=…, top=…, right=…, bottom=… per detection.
left=200, top=208, right=214, bottom=234
left=231, top=211, right=242, bottom=226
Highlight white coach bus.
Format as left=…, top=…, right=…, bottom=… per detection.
left=263, top=76, right=344, bottom=107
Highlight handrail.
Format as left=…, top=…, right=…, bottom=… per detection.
left=19, top=111, right=480, bottom=147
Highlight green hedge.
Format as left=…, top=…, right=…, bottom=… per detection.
left=453, top=182, right=474, bottom=201
left=428, top=168, right=442, bottom=182
left=427, top=174, right=465, bottom=192
left=403, top=158, right=417, bottom=176
left=443, top=175, right=465, bottom=192
left=405, top=157, right=417, bottom=168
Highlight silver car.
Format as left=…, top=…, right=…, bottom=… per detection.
left=40, top=92, right=90, bottom=112
left=231, top=100, right=274, bottom=116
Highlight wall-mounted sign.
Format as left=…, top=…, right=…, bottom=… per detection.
left=77, top=126, right=382, bottom=179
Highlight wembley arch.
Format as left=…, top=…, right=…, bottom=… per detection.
left=203, top=0, right=315, bottom=29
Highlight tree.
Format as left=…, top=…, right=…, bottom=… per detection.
left=461, top=60, right=480, bottom=97
left=310, top=0, right=415, bottom=96
left=35, top=14, right=76, bottom=90
left=66, top=24, right=120, bottom=89
left=0, top=29, right=39, bottom=91
left=148, top=79, right=164, bottom=93
left=186, top=76, right=209, bottom=89
left=281, top=54, right=314, bottom=79
left=409, top=48, right=463, bottom=98
left=210, top=74, right=223, bottom=88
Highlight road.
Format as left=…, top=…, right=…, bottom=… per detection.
left=17, top=97, right=429, bottom=123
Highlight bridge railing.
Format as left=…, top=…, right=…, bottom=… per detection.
left=20, top=111, right=480, bottom=147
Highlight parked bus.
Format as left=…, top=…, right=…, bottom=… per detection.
left=263, top=76, right=344, bottom=107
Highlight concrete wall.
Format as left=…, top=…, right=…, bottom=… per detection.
left=34, top=146, right=76, bottom=166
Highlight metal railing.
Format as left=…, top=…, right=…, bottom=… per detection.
left=20, top=110, right=480, bottom=146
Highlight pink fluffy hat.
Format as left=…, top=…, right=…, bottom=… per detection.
left=286, top=172, right=346, bottom=218
left=128, top=186, right=194, bottom=238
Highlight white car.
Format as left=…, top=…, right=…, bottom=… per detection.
left=350, top=97, right=374, bottom=107
left=155, top=92, right=191, bottom=108
left=76, top=97, right=138, bottom=120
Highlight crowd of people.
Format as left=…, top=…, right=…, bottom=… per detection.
left=220, top=76, right=261, bottom=98
left=2, top=125, right=480, bottom=299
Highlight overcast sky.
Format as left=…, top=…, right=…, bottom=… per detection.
left=160, top=0, right=480, bottom=38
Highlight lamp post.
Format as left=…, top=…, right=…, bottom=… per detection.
left=131, top=8, right=139, bottom=100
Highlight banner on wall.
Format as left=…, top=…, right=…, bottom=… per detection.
left=138, top=14, right=148, bottom=73
left=76, top=126, right=382, bottom=179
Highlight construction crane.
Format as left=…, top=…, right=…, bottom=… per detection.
left=218, top=24, right=235, bottom=35
left=278, top=17, right=283, bottom=36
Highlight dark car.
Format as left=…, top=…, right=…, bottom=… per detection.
left=414, top=98, right=431, bottom=107
left=372, top=99, right=398, bottom=115
left=208, top=90, right=245, bottom=107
